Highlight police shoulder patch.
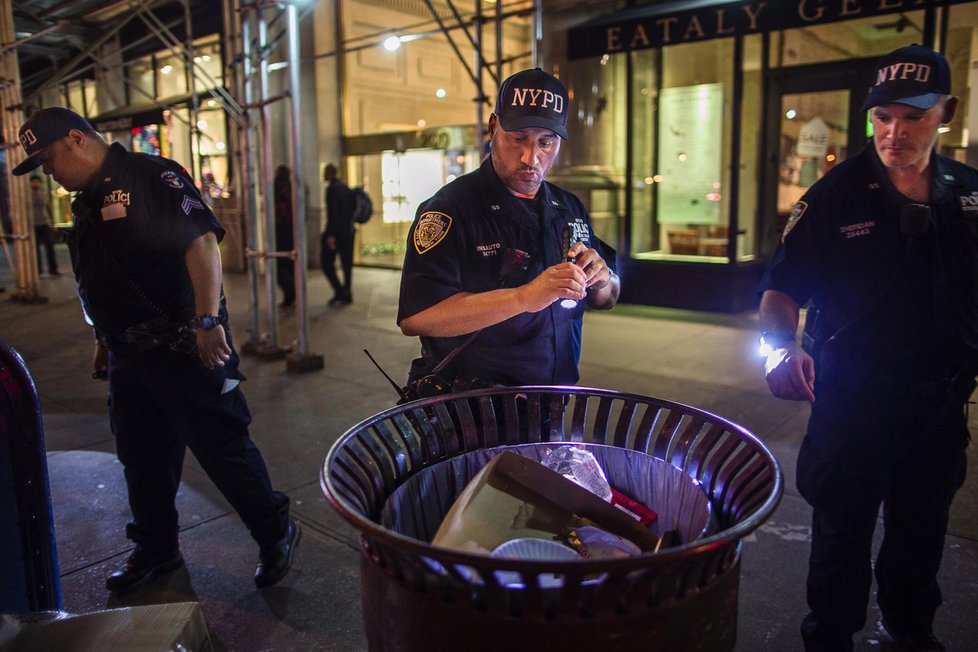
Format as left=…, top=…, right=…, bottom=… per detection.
left=782, top=201, right=808, bottom=242
left=413, top=211, right=452, bottom=254
left=160, top=170, right=184, bottom=189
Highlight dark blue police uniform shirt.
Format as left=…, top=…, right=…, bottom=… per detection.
left=760, top=142, right=978, bottom=367
left=397, top=157, right=616, bottom=386
left=66, top=143, right=223, bottom=337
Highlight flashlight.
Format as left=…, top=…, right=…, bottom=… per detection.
left=560, top=247, right=579, bottom=309
left=758, top=331, right=794, bottom=357
left=561, top=226, right=581, bottom=309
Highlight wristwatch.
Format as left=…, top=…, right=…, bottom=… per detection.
left=192, top=314, right=225, bottom=331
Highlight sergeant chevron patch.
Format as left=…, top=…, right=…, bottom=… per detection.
left=181, top=195, right=205, bottom=215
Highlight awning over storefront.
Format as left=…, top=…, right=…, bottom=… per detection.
left=90, top=90, right=211, bottom=132
left=91, top=105, right=166, bottom=132
left=567, top=0, right=966, bottom=60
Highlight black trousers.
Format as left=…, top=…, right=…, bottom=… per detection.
left=34, top=225, right=58, bottom=274
left=320, top=231, right=353, bottom=298
left=107, top=338, right=289, bottom=551
left=797, top=362, right=972, bottom=651
left=276, top=225, right=295, bottom=305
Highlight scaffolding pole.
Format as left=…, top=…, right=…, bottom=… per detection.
left=235, top=0, right=321, bottom=371
left=0, top=0, right=43, bottom=304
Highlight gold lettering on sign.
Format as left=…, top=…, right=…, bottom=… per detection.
left=630, top=24, right=651, bottom=49
left=716, top=9, right=735, bottom=35
left=683, top=15, right=706, bottom=39
left=742, top=2, right=766, bottom=30
left=798, top=0, right=826, bottom=22
left=657, top=17, right=678, bottom=42
left=607, top=26, right=623, bottom=52
left=840, top=0, right=862, bottom=17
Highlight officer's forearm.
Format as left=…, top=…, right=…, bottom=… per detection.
left=758, top=289, right=801, bottom=339
left=399, top=290, right=525, bottom=337
left=185, top=232, right=223, bottom=317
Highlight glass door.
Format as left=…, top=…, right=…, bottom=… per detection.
left=777, top=90, right=850, bottom=215
left=760, top=61, right=874, bottom=258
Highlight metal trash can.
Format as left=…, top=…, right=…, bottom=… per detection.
left=1, top=340, right=62, bottom=613
left=322, top=387, right=782, bottom=651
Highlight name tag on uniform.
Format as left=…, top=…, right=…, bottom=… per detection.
left=101, top=203, right=127, bottom=220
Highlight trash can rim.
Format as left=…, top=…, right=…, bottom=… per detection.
left=322, top=385, right=783, bottom=570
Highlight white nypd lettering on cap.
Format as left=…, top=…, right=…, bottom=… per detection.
left=511, top=87, right=564, bottom=114
left=19, top=129, right=37, bottom=150
left=876, top=62, right=931, bottom=86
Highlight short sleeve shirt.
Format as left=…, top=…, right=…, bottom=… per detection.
left=397, top=158, right=616, bottom=385
left=66, top=143, right=223, bottom=336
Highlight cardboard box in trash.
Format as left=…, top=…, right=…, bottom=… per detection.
left=0, top=601, right=212, bottom=652
left=432, top=450, right=659, bottom=554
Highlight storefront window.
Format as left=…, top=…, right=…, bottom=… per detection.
left=738, top=34, right=763, bottom=262
left=65, top=79, right=97, bottom=117
left=192, top=37, right=223, bottom=87
left=552, top=53, right=627, bottom=254
left=351, top=147, right=479, bottom=268
left=941, top=4, right=978, bottom=163
left=157, top=51, right=188, bottom=97
left=197, top=106, right=228, bottom=200
left=770, top=12, right=925, bottom=67
left=128, top=57, right=155, bottom=102
left=629, top=48, right=659, bottom=257
left=168, top=107, right=193, bottom=172
left=631, top=38, right=735, bottom=262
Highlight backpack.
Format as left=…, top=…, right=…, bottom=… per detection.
left=351, top=186, right=373, bottom=224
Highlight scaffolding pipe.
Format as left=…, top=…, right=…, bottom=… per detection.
left=285, top=1, right=310, bottom=356
left=0, top=12, right=40, bottom=303
left=239, top=3, right=262, bottom=348
left=474, top=0, right=483, bottom=148
left=444, top=0, right=497, bottom=86
left=182, top=0, right=200, bottom=182
left=531, top=0, right=540, bottom=67
left=257, top=8, right=281, bottom=347
left=495, top=0, right=503, bottom=85
left=422, top=0, right=482, bottom=95
left=21, top=0, right=171, bottom=106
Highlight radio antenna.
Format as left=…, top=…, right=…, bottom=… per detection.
left=363, top=349, right=404, bottom=397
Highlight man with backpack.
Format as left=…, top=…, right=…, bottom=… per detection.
left=320, top=162, right=356, bottom=306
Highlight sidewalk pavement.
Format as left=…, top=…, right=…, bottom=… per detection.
left=2, top=251, right=976, bottom=651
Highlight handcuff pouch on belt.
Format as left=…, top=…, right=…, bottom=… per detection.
left=398, top=336, right=501, bottom=405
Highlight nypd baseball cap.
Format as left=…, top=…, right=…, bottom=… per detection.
left=494, top=68, right=569, bottom=140
left=12, top=107, right=94, bottom=176
left=861, top=44, right=952, bottom=112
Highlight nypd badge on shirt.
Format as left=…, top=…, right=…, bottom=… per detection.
left=414, top=211, right=452, bottom=254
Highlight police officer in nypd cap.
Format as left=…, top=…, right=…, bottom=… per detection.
left=397, top=68, right=619, bottom=391
left=759, top=44, right=978, bottom=651
left=12, top=107, right=299, bottom=593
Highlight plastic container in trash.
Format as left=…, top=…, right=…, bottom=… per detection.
left=322, top=387, right=782, bottom=652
